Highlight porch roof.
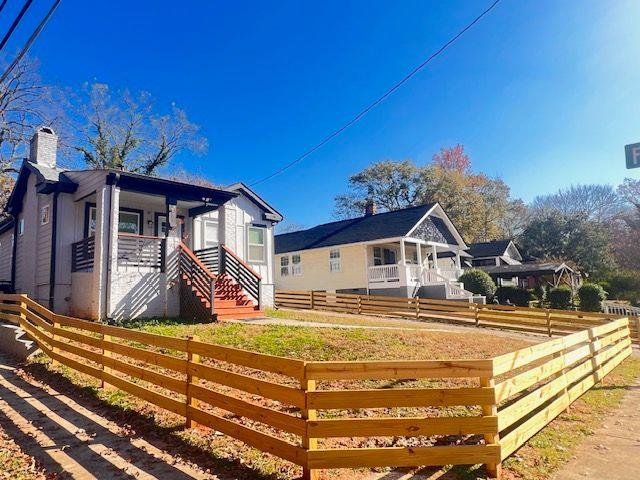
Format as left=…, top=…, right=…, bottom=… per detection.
left=479, top=262, right=575, bottom=278
left=275, top=203, right=463, bottom=254
left=109, top=170, right=238, bottom=205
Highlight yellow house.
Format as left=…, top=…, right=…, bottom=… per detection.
left=275, top=202, right=479, bottom=301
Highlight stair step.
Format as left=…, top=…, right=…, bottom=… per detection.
left=216, top=310, right=265, bottom=320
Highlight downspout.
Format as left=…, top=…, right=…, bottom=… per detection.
left=104, top=173, right=119, bottom=322
left=48, top=191, right=60, bottom=310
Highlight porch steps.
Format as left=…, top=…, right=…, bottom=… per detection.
left=181, top=273, right=264, bottom=320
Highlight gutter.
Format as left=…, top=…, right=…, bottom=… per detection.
left=48, top=191, right=60, bottom=310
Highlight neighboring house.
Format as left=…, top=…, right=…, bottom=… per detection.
left=467, top=239, right=581, bottom=289
left=274, top=202, right=481, bottom=301
left=0, top=127, right=282, bottom=321
left=467, top=239, right=523, bottom=267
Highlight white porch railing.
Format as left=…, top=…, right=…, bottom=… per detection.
left=368, top=264, right=400, bottom=283
left=603, top=301, right=640, bottom=317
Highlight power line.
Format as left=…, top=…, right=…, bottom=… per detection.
left=0, top=0, right=34, bottom=52
left=0, top=1, right=9, bottom=16
left=250, top=0, right=503, bottom=187
left=0, top=0, right=60, bottom=85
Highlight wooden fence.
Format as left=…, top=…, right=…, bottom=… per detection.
left=275, top=290, right=640, bottom=344
left=0, top=294, right=634, bottom=479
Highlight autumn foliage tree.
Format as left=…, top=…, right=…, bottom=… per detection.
left=333, top=145, right=523, bottom=242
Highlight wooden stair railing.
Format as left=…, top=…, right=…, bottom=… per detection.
left=219, top=245, right=261, bottom=307
left=179, top=242, right=216, bottom=315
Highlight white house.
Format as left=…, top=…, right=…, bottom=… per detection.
left=0, top=127, right=282, bottom=322
left=274, top=202, right=481, bottom=301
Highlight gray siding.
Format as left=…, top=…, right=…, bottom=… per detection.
left=0, top=229, right=12, bottom=281
left=64, top=170, right=106, bottom=202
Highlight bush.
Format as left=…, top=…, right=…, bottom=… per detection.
left=548, top=285, right=573, bottom=310
left=458, top=269, right=496, bottom=298
left=495, top=286, right=532, bottom=307
left=598, top=271, right=640, bottom=305
left=578, top=283, right=607, bottom=312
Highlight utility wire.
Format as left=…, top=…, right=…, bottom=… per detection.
left=0, top=0, right=34, bottom=52
left=0, top=1, right=9, bottom=16
left=0, top=0, right=60, bottom=84
left=250, top=0, right=502, bottom=187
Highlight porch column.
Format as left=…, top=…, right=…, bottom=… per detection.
left=400, top=239, right=406, bottom=265
left=431, top=244, right=439, bottom=270
left=416, top=242, right=422, bottom=267
left=455, top=250, right=462, bottom=270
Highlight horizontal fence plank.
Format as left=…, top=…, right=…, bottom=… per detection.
left=305, top=359, right=494, bottom=380
left=187, top=406, right=307, bottom=466
left=187, top=362, right=305, bottom=409
left=190, top=384, right=306, bottom=436
left=308, top=387, right=495, bottom=409
left=307, top=444, right=501, bottom=469
left=308, top=415, right=499, bottom=438
left=188, top=340, right=305, bottom=379
left=102, top=355, right=187, bottom=396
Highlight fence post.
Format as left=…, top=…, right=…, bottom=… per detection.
left=18, top=295, right=27, bottom=328
left=475, top=304, right=480, bottom=327
left=101, top=326, right=113, bottom=390
left=301, top=363, right=318, bottom=480
left=480, top=375, right=501, bottom=479
left=310, top=290, right=315, bottom=310
left=357, top=295, right=362, bottom=315
left=546, top=309, right=552, bottom=337
left=51, top=314, right=61, bottom=367
left=186, top=335, right=201, bottom=428
left=415, top=296, right=420, bottom=319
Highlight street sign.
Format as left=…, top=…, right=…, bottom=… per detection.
left=626, top=143, right=640, bottom=169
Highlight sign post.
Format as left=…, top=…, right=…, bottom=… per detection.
left=625, top=143, right=640, bottom=169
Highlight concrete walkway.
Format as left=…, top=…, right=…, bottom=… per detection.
left=550, top=374, right=640, bottom=479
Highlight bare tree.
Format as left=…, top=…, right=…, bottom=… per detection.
left=70, top=83, right=207, bottom=175
left=0, top=58, right=57, bottom=175
left=530, top=184, right=623, bottom=222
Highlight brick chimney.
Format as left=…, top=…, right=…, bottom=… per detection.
left=29, top=126, right=58, bottom=169
left=364, top=199, right=377, bottom=216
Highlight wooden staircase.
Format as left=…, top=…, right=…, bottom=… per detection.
left=179, top=243, right=263, bottom=321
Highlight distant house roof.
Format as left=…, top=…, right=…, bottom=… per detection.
left=275, top=203, right=465, bottom=254
left=480, top=262, right=575, bottom=277
left=467, top=239, right=513, bottom=258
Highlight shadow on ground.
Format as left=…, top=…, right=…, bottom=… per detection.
left=0, top=355, right=284, bottom=480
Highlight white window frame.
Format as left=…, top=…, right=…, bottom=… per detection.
left=329, top=249, right=341, bottom=273
left=41, top=205, right=50, bottom=225
left=291, top=254, right=302, bottom=276
left=280, top=256, right=290, bottom=276
left=247, top=225, right=267, bottom=263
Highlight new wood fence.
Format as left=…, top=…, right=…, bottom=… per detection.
left=275, top=290, right=640, bottom=344
left=0, top=294, right=633, bottom=479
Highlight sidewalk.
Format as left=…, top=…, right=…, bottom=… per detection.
left=550, top=374, right=640, bottom=479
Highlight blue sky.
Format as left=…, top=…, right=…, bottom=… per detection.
left=4, top=0, right=640, bottom=227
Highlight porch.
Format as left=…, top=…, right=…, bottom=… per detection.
left=364, top=238, right=471, bottom=300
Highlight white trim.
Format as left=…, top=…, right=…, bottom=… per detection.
left=405, top=203, right=468, bottom=249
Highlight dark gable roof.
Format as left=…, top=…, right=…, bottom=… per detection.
left=0, top=218, right=14, bottom=235
left=467, top=239, right=512, bottom=258
left=275, top=203, right=445, bottom=254
left=226, top=182, right=283, bottom=222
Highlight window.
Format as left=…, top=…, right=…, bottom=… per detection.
left=87, top=205, right=141, bottom=236
left=204, top=220, right=219, bottom=248
left=18, top=218, right=24, bottom=236
left=280, top=256, right=289, bottom=276
left=41, top=205, right=50, bottom=225
left=373, top=247, right=382, bottom=266
left=373, top=247, right=396, bottom=266
left=247, top=226, right=266, bottom=263
left=291, top=254, right=302, bottom=276
left=329, top=249, right=341, bottom=273
left=118, top=211, right=141, bottom=234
